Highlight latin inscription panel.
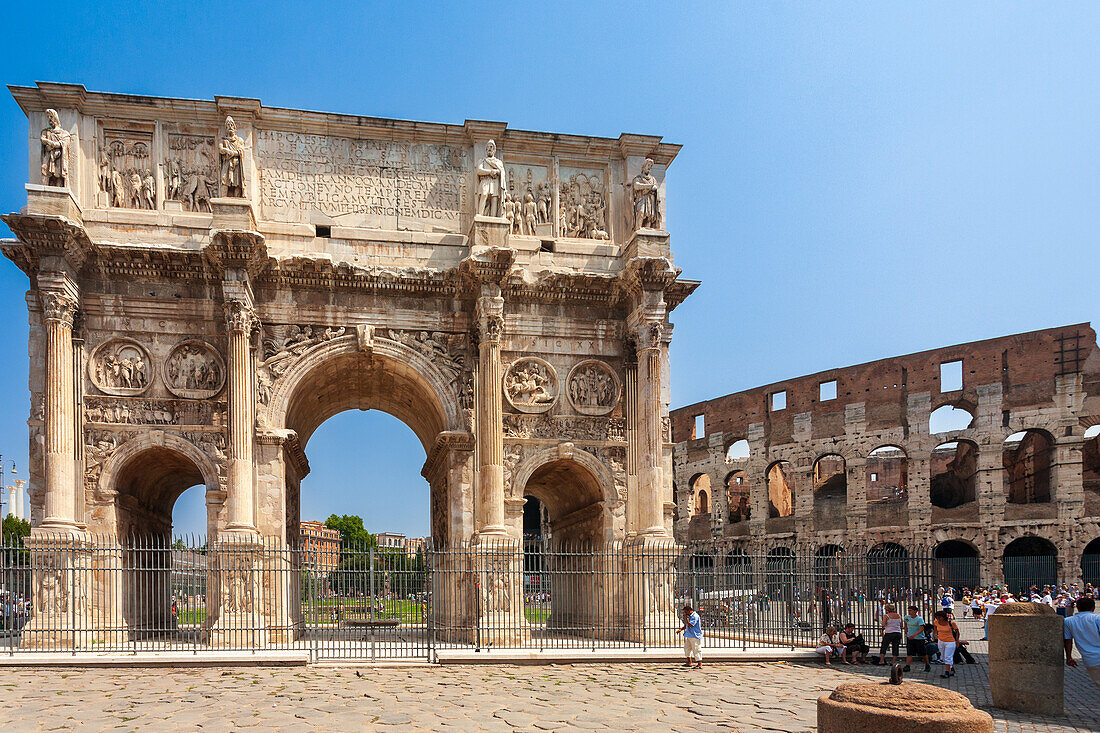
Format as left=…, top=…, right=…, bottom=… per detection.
left=256, top=131, right=470, bottom=231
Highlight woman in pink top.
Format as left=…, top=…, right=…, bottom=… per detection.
left=879, top=603, right=904, bottom=666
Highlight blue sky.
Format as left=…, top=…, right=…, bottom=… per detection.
left=1, top=2, right=1098, bottom=537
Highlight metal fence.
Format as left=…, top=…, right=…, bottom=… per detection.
left=0, top=535, right=1055, bottom=660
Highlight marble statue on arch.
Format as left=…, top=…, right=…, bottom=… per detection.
left=40, top=109, right=71, bottom=187
left=475, top=139, right=506, bottom=217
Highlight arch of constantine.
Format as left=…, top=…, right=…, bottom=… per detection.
left=1, top=82, right=696, bottom=649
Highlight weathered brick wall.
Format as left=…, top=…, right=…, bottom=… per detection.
left=671, top=323, right=1100, bottom=585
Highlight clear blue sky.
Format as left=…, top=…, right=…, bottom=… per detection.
left=1, top=2, right=1097, bottom=537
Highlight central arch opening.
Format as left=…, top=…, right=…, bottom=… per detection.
left=276, top=344, right=461, bottom=653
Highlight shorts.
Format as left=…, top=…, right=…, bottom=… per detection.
left=880, top=632, right=902, bottom=656
left=684, top=636, right=702, bottom=662
left=1087, top=665, right=1100, bottom=689
left=906, top=638, right=926, bottom=657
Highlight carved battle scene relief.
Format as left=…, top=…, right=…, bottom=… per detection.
left=89, top=339, right=153, bottom=396
left=559, top=167, right=610, bottom=239
left=98, top=131, right=155, bottom=209
left=255, top=130, right=469, bottom=229
left=85, top=396, right=225, bottom=427
left=503, top=414, right=625, bottom=443
left=163, top=133, right=218, bottom=212
left=165, top=340, right=226, bottom=399
left=567, top=360, right=620, bottom=416
left=504, top=358, right=558, bottom=414
left=504, top=164, right=552, bottom=236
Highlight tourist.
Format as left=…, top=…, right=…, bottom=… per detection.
left=903, top=605, right=929, bottom=672
left=933, top=609, right=959, bottom=678
left=816, top=625, right=844, bottom=665
left=879, top=603, right=904, bottom=666
left=839, top=622, right=868, bottom=664
left=970, top=594, right=984, bottom=620
left=1064, top=596, right=1100, bottom=689
left=677, top=603, right=703, bottom=669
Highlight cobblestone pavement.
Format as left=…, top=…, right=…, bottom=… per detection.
left=0, top=622, right=1096, bottom=732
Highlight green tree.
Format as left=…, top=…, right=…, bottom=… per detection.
left=2, top=515, right=30, bottom=567
left=324, top=514, right=375, bottom=550
left=2, top=515, right=30, bottom=543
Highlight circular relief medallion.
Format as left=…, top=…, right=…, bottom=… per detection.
left=567, top=359, right=621, bottom=416
left=504, top=357, right=558, bottom=414
left=89, top=338, right=153, bottom=396
left=164, top=340, right=226, bottom=399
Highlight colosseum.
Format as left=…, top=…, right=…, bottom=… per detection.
left=670, top=323, right=1100, bottom=590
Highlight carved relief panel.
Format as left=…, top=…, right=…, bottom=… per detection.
left=559, top=166, right=609, bottom=240
left=89, top=339, right=153, bottom=396
left=504, top=163, right=552, bottom=236
left=504, top=357, right=558, bottom=414
left=165, top=340, right=226, bottom=398
left=567, top=360, right=621, bottom=416
left=164, top=132, right=218, bottom=212
left=99, top=131, right=155, bottom=209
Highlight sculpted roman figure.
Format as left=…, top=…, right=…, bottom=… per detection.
left=219, top=116, right=246, bottom=197
left=474, top=139, right=506, bottom=217
left=40, top=109, right=71, bottom=187
left=630, top=157, right=661, bottom=230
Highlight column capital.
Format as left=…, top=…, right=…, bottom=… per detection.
left=223, top=298, right=259, bottom=335
left=40, top=290, right=78, bottom=327
left=204, top=229, right=268, bottom=281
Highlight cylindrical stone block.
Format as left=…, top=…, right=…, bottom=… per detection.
left=818, top=681, right=993, bottom=733
left=988, top=601, right=1064, bottom=715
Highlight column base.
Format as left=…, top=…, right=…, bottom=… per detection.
left=622, top=534, right=681, bottom=645
left=470, top=535, right=529, bottom=648
left=20, top=532, right=93, bottom=651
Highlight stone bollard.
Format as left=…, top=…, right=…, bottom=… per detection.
left=818, top=681, right=993, bottom=733
left=988, top=601, right=1064, bottom=716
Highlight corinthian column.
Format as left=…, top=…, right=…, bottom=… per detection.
left=634, top=321, right=668, bottom=536
left=224, top=299, right=258, bottom=533
left=40, top=291, right=79, bottom=530
left=475, top=293, right=507, bottom=536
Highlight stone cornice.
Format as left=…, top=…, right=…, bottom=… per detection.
left=459, top=247, right=516, bottom=289
left=256, top=429, right=310, bottom=479
left=9, top=83, right=680, bottom=166
left=204, top=230, right=269, bottom=280
left=421, top=430, right=476, bottom=483
left=1, top=213, right=93, bottom=276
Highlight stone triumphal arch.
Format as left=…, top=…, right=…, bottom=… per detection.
left=1, top=83, right=696, bottom=647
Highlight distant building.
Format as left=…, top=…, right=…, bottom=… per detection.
left=299, top=521, right=340, bottom=573
left=376, top=532, right=428, bottom=556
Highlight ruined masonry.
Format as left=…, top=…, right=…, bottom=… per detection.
left=671, top=325, right=1100, bottom=586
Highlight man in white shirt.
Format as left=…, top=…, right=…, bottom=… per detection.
left=1065, top=597, right=1100, bottom=688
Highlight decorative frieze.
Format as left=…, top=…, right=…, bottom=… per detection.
left=503, top=414, right=626, bottom=443
left=504, top=357, right=558, bottom=414
left=99, top=131, right=155, bottom=209
left=85, top=396, right=225, bottom=426
left=164, top=132, right=218, bottom=212
left=164, top=340, right=226, bottom=399
left=559, top=167, right=609, bottom=240
left=88, top=339, right=153, bottom=396
left=567, top=359, right=621, bottom=416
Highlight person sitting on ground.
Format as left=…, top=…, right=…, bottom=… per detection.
left=923, top=623, right=941, bottom=663
left=933, top=609, right=960, bottom=678
left=903, top=605, right=929, bottom=673
left=879, top=603, right=904, bottom=666
left=816, top=626, right=844, bottom=666
left=1065, top=596, right=1100, bottom=689
left=839, top=622, right=868, bottom=664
